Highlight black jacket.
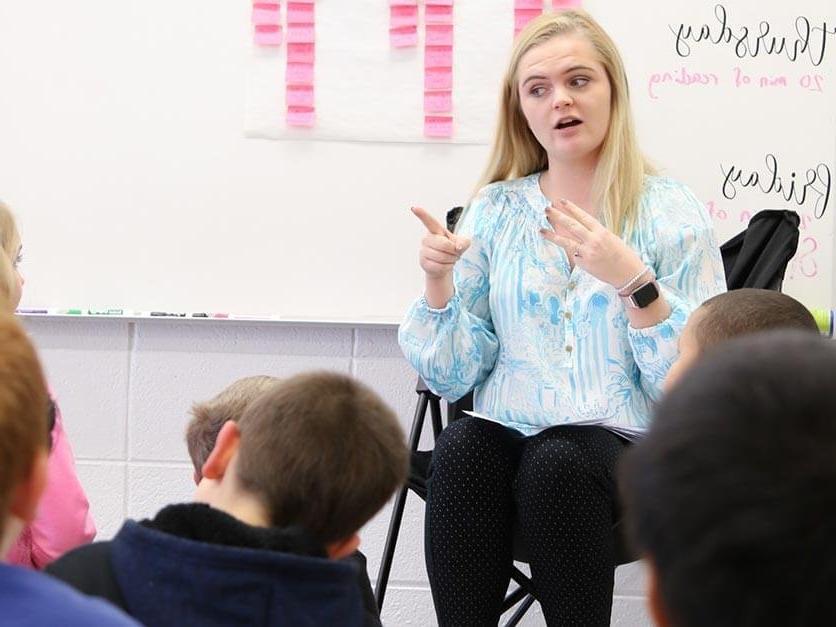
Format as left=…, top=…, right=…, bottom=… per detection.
left=47, top=503, right=381, bottom=627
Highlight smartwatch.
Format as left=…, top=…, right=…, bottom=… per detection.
left=622, top=280, right=660, bottom=309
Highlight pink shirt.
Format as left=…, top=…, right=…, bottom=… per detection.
left=6, top=398, right=96, bottom=568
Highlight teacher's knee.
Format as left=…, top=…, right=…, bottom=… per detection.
left=432, top=417, right=514, bottom=471
left=517, top=438, right=590, bottom=491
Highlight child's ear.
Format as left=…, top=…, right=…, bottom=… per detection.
left=9, top=449, right=48, bottom=524
left=201, top=421, right=241, bottom=481
left=325, top=533, right=360, bottom=560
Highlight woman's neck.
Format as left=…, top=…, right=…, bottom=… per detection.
left=539, top=155, right=598, bottom=213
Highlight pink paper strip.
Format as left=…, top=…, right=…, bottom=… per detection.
left=252, top=5, right=281, bottom=26
left=286, top=23, right=315, bottom=43
left=286, top=62, right=314, bottom=84
left=286, top=2, right=315, bottom=24
left=426, top=24, right=454, bottom=46
left=425, top=45, right=453, bottom=68
left=424, top=115, right=453, bottom=138
left=286, top=85, right=315, bottom=108
left=514, top=0, right=542, bottom=8
left=390, top=26, right=418, bottom=48
left=515, top=8, right=542, bottom=31
left=424, top=90, right=452, bottom=113
left=287, top=106, right=315, bottom=128
left=254, top=25, right=283, bottom=46
left=424, top=66, right=453, bottom=90
left=552, top=0, right=582, bottom=8
left=390, top=5, right=419, bottom=29
left=287, top=42, right=315, bottom=63
left=425, top=5, right=454, bottom=24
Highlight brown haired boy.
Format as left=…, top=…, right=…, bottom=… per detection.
left=186, top=374, right=383, bottom=626
left=664, top=288, right=818, bottom=391
left=0, top=315, right=136, bottom=626
left=48, top=371, right=409, bottom=627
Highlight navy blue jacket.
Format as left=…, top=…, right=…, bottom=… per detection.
left=47, top=503, right=368, bottom=627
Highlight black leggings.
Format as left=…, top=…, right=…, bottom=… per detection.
left=425, top=417, right=628, bottom=627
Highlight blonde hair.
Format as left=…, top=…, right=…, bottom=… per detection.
left=186, top=375, right=281, bottom=474
left=0, top=202, right=21, bottom=312
left=476, top=10, right=654, bottom=235
left=0, top=314, right=49, bottom=535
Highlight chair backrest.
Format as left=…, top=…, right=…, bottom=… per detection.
left=720, top=210, right=800, bottom=291
left=446, top=206, right=464, bottom=233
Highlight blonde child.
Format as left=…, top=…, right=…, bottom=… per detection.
left=0, top=313, right=135, bottom=624
left=0, top=201, right=95, bottom=568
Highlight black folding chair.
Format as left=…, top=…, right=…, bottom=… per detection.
left=375, top=208, right=801, bottom=624
left=374, top=380, right=634, bottom=625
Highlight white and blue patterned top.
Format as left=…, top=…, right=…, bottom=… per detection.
left=399, top=173, right=727, bottom=437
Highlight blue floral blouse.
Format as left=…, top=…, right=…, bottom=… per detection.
left=398, top=173, right=727, bottom=437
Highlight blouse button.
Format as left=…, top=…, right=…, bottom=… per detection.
left=564, top=311, right=572, bottom=320
left=565, top=345, right=573, bottom=353
left=567, top=281, right=576, bottom=290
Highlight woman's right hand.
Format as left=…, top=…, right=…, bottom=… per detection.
left=411, top=206, right=471, bottom=308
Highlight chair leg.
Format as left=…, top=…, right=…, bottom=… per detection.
left=374, top=482, right=410, bottom=611
left=501, top=586, right=529, bottom=613
left=509, top=565, right=532, bottom=589
left=502, top=594, right=536, bottom=627
left=374, top=392, right=431, bottom=610
left=430, top=396, right=443, bottom=439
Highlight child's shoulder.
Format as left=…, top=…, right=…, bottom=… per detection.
left=0, top=563, right=136, bottom=625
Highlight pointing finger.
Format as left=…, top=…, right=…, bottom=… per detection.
left=411, top=206, right=450, bottom=237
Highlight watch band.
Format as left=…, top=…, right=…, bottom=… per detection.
left=621, top=280, right=660, bottom=309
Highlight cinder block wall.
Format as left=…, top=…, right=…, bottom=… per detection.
left=25, top=318, right=650, bottom=626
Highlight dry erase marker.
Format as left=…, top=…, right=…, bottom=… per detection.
left=88, top=308, right=123, bottom=316
left=212, top=313, right=229, bottom=319
left=150, top=312, right=187, bottom=317
left=16, top=308, right=48, bottom=314
left=191, top=313, right=209, bottom=318
left=59, top=309, right=83, bottom=315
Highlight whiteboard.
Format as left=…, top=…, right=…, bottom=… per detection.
left=0, top=0, right=833, bottom=323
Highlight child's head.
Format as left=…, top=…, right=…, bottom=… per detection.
left=0, top=314, right=50, bottom=555
left=621, top=330, right=836, bottom=627
left=186, top=375, right=281, bottom=481
left=199, top=371, right=408, bottom=555
left=665, top=289, right=818, bottom=391
left=0, top=201, right=24, bottom=312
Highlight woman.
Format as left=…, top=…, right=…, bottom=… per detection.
left=399, top=10, right=726, bottom=626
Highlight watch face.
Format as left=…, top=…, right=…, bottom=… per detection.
left=632, top=281, right=660, bottom=308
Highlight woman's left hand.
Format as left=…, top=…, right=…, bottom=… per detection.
left=541, top=198, right=645, bottom=288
